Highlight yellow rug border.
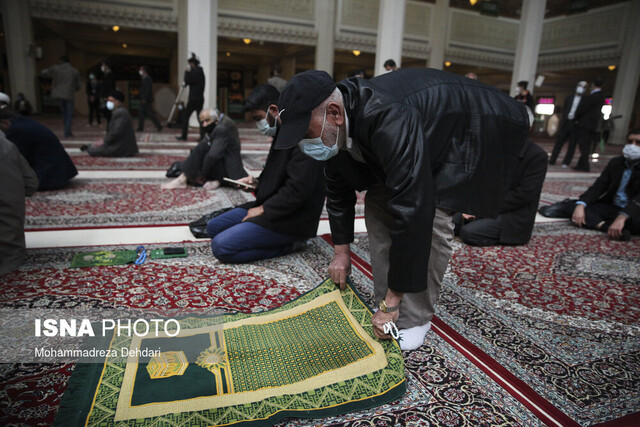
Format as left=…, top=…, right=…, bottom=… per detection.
left=114, top=289, right=387, bottom=421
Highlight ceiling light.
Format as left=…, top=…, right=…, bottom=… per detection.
left=469, top=0, right=478, bottom=5
left=242, top=38, right=251, bottom=45
left=353, top=50, right=361, bottom=56
left=226, top=52, right=231, bottom=57
left=112, top=25, right=120, bottom=32
left=122, top=43, right=127, bottom=48
left=608, top=65, right=616, bottom=71
left=444, top=61, right=451, bottom=67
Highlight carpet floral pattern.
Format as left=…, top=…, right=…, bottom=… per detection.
left=350, top=223, right=640, bottom=425
left=69, top=153, right=186, bottom=170
left=539, top=176, right=594, bottom=205
left=1, top=239, right=542, bottom=426
left=25, top=179, right=255, bottom=229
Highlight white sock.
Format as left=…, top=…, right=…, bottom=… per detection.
left=398, top=322, right=431, bottom=351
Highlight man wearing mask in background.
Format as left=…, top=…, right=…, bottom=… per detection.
left=548, top=81, right=587, bottom=167
left=569, top=128, right=640, bottom=241
left=137, top=66, right=163, bottom=132
left=204, top=83, right=325, bottom=263
left=177, top=53, right=205, bottom=141
left=100, top=61, right=116, bottom=125
left=84, top=90, right=138, bottom=157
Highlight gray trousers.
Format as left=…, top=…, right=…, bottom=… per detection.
left=364, top=184, right=454, bottom=329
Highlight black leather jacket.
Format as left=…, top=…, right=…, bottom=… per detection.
left=325, top=68, right=529, bottom=293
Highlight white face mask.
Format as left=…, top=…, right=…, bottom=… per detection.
left=106, top=101, right=115, bottom=111
left=139, top=70, right=143, bottom=76
left=298, top=108, right=340, bottom=161
left=256, top=117, right=277, bottom=137
left=622, top=144, right=640, bottom=161
left=101, top=66, right=105, bottom=72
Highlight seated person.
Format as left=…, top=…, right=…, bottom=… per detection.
left=85, top=90, right=138, bottom=157
left=569, top=127, right=640, bottom=241
left=162, top=108, right=247, bottom=189
left=205, top=84, right=325, bottom=263
left=454, top=138, right=547, bottom=246
left=0, top=134, right=39, bottom=275
left=0, top=108, right=77, bottom=191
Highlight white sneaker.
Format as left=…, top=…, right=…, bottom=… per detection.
left=561, top=164, right=568, bottom=169
left=398, top=322, right=431, bottom=351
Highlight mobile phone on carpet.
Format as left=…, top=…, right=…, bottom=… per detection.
left=163, top=247, right=186, bottom=255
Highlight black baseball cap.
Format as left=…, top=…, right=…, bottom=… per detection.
left=274, top=70, right=337, bottom=149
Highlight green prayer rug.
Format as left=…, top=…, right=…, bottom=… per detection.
left=55, top=279, right=406, bottom=426
left=70, top=247, right=187, bottom=267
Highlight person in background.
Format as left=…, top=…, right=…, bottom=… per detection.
left=454, top=137, right=547, bottom=246
left=100, top=61, right=116, bottom=125
left=267, top=64, right=287, bottom=92
left=40, top=55, right=81, bottom=138
left=571, top=77, right=605, bottom=172
left=514, top=80, right=535, bottom=111
left=161, top=108, right=247, bottom=190
left=86, top=73, right=102, bottom=127
left=137, top=65, right=163, bottom=132
left=205, top=84, right=325, bottom=263
left=0, top=134, right=39, bottom=276
left=383, top=59, right=398, bottom=72
left=84, top=90, right=138, bottom=157
left=548, top=81, right=587, bottom=167
left=569, top=127, right=640, bottom=241
left=0, top=108, right=77, bottom=191
left=177, top=53, right=205, bottom=141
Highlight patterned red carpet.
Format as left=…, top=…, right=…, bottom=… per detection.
left=25, top=179, right=255, bottom=230
left=346, top=223, right=640, bottom=426
left=2, top=239, right=548, bottom=426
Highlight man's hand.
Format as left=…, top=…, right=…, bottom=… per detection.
left=329, top=244, right=351, bottom=290
left=462, top=213, right=476, bottom=222
left=242, top=205, right=264, bottom=222
left=607, top=214, right=627, bottom=239
left=572, top=204, right=586, bottom=227
left=371, top=309, right=399, bottom=340
left=235, top=176, right=257, bottom=192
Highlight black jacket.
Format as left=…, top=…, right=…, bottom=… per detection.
left=200, top=124, right=246, bottom=181
left=6, top=116, right=78, bottom=191
left=325, top=68, right=529, bottom=293
left=87, top=107, right=138, bottom=157
left=579, top=156, right=640, bottom=220
left=575, top=90, right=605, bottom=131
left=241, top=137, right=325, bottom=239
left=139, top=74, right=154, bottom=103
left=498, top=139, right=548, bottom=245
left=184, top=66, right=205, bottom=102
left=101, top=71, right=115, bottom=98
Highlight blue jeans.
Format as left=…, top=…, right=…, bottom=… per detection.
left=59, top=99, right=75, bottom=137
left=206, top=207, right=301, bottom=263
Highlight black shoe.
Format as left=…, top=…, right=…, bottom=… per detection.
left=80, top=144, right=89, bottom=152
left=621, top=229, right=631, bottom=241
left=572, top=166, right=589, bottom=172
left=176, top=136, right=187, bottom=141
left=548, top=161, right=556, bottom=166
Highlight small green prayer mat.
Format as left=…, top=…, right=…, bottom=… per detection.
left=70, top=247, right=187, bottom=267
left=55, top=278, right=406, bottom=426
